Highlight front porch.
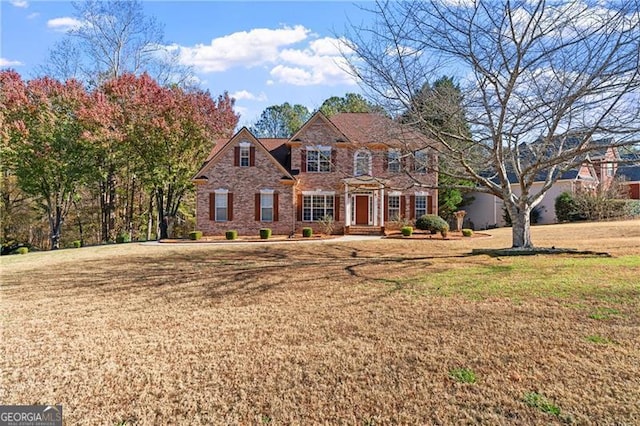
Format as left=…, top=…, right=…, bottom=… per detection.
left=343, top=176, right=388, bottom=234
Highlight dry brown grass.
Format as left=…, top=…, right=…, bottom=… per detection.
left=1, top=220, right=639, bottom=424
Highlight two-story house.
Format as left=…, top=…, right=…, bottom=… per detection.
left=193, top=112, right=438, bottom=235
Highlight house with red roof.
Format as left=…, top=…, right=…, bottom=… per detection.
left=193, top=112, right=438, bottom=236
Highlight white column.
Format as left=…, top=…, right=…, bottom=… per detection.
left=380, top=187, right=385, bottom=228
left=372, top=191, right=378, bottom=226
left=344, top=183, right=351, bottom=227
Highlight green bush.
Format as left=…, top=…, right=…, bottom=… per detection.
left=115, top=233, right=131, bottom=244
left=259, top=228, right=272, bottom=239
left=401, top=226, right=413, bottom=236
left=14, top=247, right=29, bottom=255
left=189, top=231, right=203, bottom=240
left=555, top=192, right=582, bottom=222
left=415, top=214, right=449, bottom=234
left=72, top=240, right=82, bottom=248
left=302, top=227, right=313, bottom=238
left=624, top=199, right=640, bottom=217
left=462, top=228, right=473, bottom=237
left=225, top=230, right=238, bottom=240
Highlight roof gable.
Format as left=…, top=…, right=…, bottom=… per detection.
left=193, top=127, right=293, bottom=181
left=289, top=111, right=349, bottom=143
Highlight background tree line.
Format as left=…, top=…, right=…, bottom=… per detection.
left=1, top=70, right=238, bottom=250
left=1, top=0, right=238, bottom=251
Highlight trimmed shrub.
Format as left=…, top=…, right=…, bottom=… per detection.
left=462, top=228, right=474, bottom=237
left=302, top=227, right=313, bottom=238
left=189, top=231, right=203, bottom=240
left=440, top=223, right=450, bottom=238
left=415, top=214, right=449, bottom=234
left=15, top=247, right=29, bottom=255
left=72, top=240, right=82, bottom=248
left=401, top=226, right=413, bottom=236
left=225, top=230, right=238, bottom=240
left=259, top=228, right=272, bottom=239
left=115, top=233, right=131, bottom=244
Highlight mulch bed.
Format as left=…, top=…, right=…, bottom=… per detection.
left=384, top=230, right=491, bottom=240
left=159, top=234, right=337, bottom=243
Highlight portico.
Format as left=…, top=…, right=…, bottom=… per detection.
left=343, top=176, right=388, bottom=234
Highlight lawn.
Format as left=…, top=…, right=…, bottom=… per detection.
left=1, top=220, right=639, bottom=424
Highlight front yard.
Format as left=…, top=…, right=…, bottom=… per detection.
left=1, top=220, right=639, bottom=424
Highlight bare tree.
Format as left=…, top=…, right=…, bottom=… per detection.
left=345, top=0, right=640, bottom=248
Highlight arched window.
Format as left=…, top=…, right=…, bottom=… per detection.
left=354, top=150, right=371, bottom=176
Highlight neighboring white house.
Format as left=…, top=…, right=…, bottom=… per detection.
left=463, top=137, right=625, bottom=230
left=464, top=167, right=598, bottom=230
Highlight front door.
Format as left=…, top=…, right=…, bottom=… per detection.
left=355, top=195, right=369, bottom=225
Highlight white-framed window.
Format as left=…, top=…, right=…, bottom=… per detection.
left=261, top=192, right=274, bottom=222
left=239, top=145, right=250, bottom=167
left=307, top=148, right=332, bottom=172
left=388, top=195, right=401, bottom=221
left=414, top=150, right=428, bottom=174
left=388, top=149, right=401, bottom=173
left=354, top=149, right=371, bottom=176
left=415, top=195, right=427, bottom=218
left=606, top=163, right=614, bottom=177
left=215, top=192, right=228, bottom=222
left=303, top=194, right=334, bottom=221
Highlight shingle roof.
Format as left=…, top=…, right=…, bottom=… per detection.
left=618, top=164, right=640, bottom=182
left=204, top=138, right=230, bottom=162
left=329, top=113, right=389, bottom=144
left=328, top=112, right=431, bottom=149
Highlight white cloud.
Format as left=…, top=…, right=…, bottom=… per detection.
left=27, top=12, right=39, bottom=19
left=172, top=25, right=310, bottom=72
left=234, top=106, right=249, bottom=118
left=230, top=90, right=267, bottom=102
left=47, top=17, right=83, bottom=32
left=9, top=0, right=28, bottom=8
left=0, top=57, right=24, bottom=67
left=270, top=65, right=313, bottom=86
left=172, top=27, right=357, bottom=87
left=270, top=36, right=357, bottom=86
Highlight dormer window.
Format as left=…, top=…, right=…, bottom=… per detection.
left=235, top=141, right=255, bottom=167
left=354, top=149, right=371, bottom=177
left=239, top=146, right=250, bottom=167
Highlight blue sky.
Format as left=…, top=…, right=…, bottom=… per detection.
left=1, top=1, right=372, bottom=126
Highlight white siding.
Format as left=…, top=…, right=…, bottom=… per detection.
left=464, top=180, right=576, bottom=229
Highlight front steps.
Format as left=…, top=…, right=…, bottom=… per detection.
left=345, top=225, right=385, bottom=236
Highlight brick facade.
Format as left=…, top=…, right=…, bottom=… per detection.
left=195, top=129, right=295, bottom=236
left=194, top=113, right=439, bottom=236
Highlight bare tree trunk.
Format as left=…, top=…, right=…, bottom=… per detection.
left=127, top=174, right=136, bottom=240
left=98, top=167, right=117, bottom=243
left=73, top=199, right=84, bottom=246
left=156, top=189, right=168, bottom=240
left=509, top=204, right=533, bottom=249
left=49, top=205, right=63, bottom=250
